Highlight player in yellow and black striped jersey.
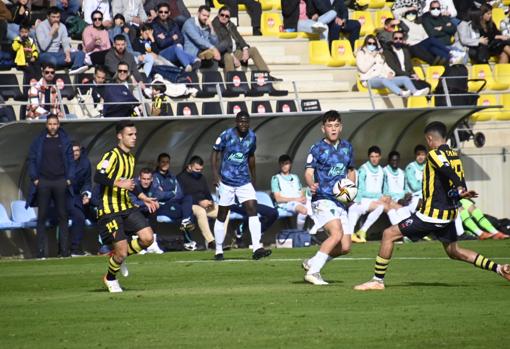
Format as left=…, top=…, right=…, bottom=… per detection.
left=354, top=121, right=510, bottom=291
left=95, top=120, right=159, bottom=293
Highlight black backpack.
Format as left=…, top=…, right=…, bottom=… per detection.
left=434, top=64, right=484, bottom=107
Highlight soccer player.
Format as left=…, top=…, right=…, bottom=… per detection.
left=383, top=150, right=413, bottom=225
left=347, top=146, right=389, bottom=242
left=302, top=110, right=355, bottom=285
left=95, top=120, right=159, bottom=293
left=404, top=144, right=427, bottom=212
left=354, top=121, right=510, bottom=291
left=458, top=199, right=509, bottom=240
left=271, top=154, right=310, bottom=230
left=211, top=111, right=272, bottom=261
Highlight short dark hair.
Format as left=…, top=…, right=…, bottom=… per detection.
left=113, top=34, right=126, bottom=42
left=157, top=152, right=171, bottom=162
left=19, top=23, right=31, bottom=31
left=140, top=23, right=152, bottom=32
left=140, top=167, right=153, bottom=175
left=424, top=121, right=447, bottom=139
left=236, top=111, right=250, bottom=120
left=368, top=145, right=381, bottom=155
left=278, top=154, right=292, bottom=164
left=322, top=110, right=342, bottom=124
left=157, top=2, right=170, bottom=11
left=392, top=30, right=404, bottom=37
left=113, top=13, right=125, bottom=22
left=384, top=18, right=394, bottom=26
left=91, top=10, right=103, bottom=21
left=117, top=61, right=129, bottom=69
left=71, top=140, right=80, bottom=147
left=47, top=6, right=61, bottom=16
left=152, top=83, right=166, bottom=93
left=46, top=114, right=59, bottom=122
left=219, top=5, right=231, bottom=13
left=188, top=155, right=204, bottom=166
left=198, top=5, right=211, bottom=13
left=414, top=144, right=427, bottom=154
left=388, top=150, right=400, bottom=160
left=41, top=62, right=56, bottom=71
left=115, top=120, right=135, bottom=134
left=94, top=65, right=107, bottom=75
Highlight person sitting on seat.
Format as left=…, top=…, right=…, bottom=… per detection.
left=181, top=6, right=221, bottom=63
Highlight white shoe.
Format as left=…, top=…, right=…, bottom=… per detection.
left=184, top=241, right=197, bottom=251
left=311, top=22, right=328, bottom=33
left=304, top=272, right=329, bottom=285
left=413, top=87, right=430, bottom=96
left=302, top=258, right=311, bottom=271
left=69, top=65, right=89, bottom=75
left=146, top=241, right=164, bottom=254
left=103, top=275, right=123, bottom=293
left=400, top=90, right=411, bottom=98
left=120, top=261, right=129, bottom=277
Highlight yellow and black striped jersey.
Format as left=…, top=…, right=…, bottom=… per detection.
left=95, top=147, right=136, bottom=217
left=419, top=144, right=466, bottom=221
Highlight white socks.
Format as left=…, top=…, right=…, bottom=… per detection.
left=387, top=209, right=400, bottom=225
left=248, top=216, right=262, bottom=251
left=361, top=205, right=384, bottom=232
left=308, top=251, right=329, bottom=274
left=347, top=204, right=363, bottom=235
left=297, top=213, right=307, bottom=230
left=214, top=220, right=225, bottom=255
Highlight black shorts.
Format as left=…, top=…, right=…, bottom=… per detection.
left=398, top=213, right=458, bottom=244
left=98, top=209, right=149, bottom=245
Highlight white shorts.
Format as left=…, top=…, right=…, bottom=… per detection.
left=278, top=201, right=305, bottom=213
left=359, top=198, right=379, bottom=214
left=408, top=196, right=421, bottom=213
left=310, top=199, right=350, bottom=235
left=217, top=181, right=256, bottom=207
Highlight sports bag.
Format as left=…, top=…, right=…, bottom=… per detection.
left=276, top=229, right=311, bottom=248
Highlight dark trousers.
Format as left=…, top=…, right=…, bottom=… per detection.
left=37, top=178, right=69, bottom=257
left=157, top=194, right=194, bottom=222
left=89, top=50, right=109, bottom=66
left=231, top=203, right=279, bottom=233
left=281, top=0, right=299, bottom=30
left=468, top=45, right=489, bottom=64
left=219, top=0, right=262, bottom=28
left=328, top=19, right=361, bottom=50
left=69, top=201, right=91, bottom=253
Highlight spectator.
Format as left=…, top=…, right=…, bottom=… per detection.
left=231, top=203, right=279, bottom=248
left=404, top=144, right=426, bottom=214
left=83, top=0, right=112, bottom=27
left=27, top=114, right=74, bottom=259
left=0, top=1, right=13, bottom=45
left=271, top=154, right=310, bottom=230
left=295, top=0, right=334, bottom=40
left=475, top=4, right=510, bottom=63
left=27, top=62, right=66, bottom=119
left=459, top=199, right=510, bottom=240
left=7, top=0, right=31, bottom=42
left=356, top=35, right=427, bottom=97
left=181, top=6, right=221, bottom=62
left=456, top=8, right=489, bottom=63
left=12, top=23, right=39, bottom=70
left=377, top=17, right=404, bottom=46
left=391, top=0, right=423, bottom=19
left=35, top=7, right=88, bottom=75
left=145, top=0, right=191, bottom=28
left=177, top=155, right=225, bottom=250
left=151, top=3, right=200, bottom=72
left=501, top=10, right=510, bottom=37
left=423, top=0, right=459, bottom=24
left=150, top=82, right=172, bottom=116
left=422, top=1, right=458, bottom=46
left=281, top=0, right=299, bottom=32
left=68, top=141, right=93, bottom=256
left=76, top=65, right=107, bottom=118
left=102, top=62, right=142, bottom=117
left=111, top=0, right=147, bottom=27
left=213, top=6, right=277, bottom=78
left=382, top=31, right=431, bottom=93
left=82, top=10, right=111, bottom=66
left=56, top=0, right=78, bottom=24
left=105, top=34, right=145, bottom=83
left=217, top=0, right=262, bottom=35
left=0, top=96, right=16, bottom=123
left=307, top=0, right=361, bottom=49
left=153, top=153, right=198, bottom=250
left=399, top=8, right=451, bottom=65
left=453, top=0, right=478, bottom=21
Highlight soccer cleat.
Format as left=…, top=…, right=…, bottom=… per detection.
left=103, top=275, right=123, bottom=293
left=492, top=232, right=510, bottom=240
left=354, top=230, right=367, bottom=243
left=497, top=264, right=510, bottom=281
left=302, top=258, right=311, bottom=271
left=120, top=261, right=129, bottom=277
left=304, top=272, right=329, bottom=285
left=354, top=279, right=385, bottom=291
left=180, top=219, right=195, bottom=233
left=252, top=247, right=272, bottom=260
left=214, top=253, right=224, bottom=261
left=479, top=231, right=494, bottom=240
left=184, top=241, right=197, bottom=251
left=351, top=234, right=364, bottom=243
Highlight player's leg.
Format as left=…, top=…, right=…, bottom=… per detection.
left=213, top=182, right=235, bottom=260
left=357, top=200, right=386, bottom=241
left=294, top=203, right=308, bottom=230
left=386, top=200, right=403, bottom=225
left=347, top=202, right=366, bottom=243
left=465, top=200, right=509, bottom=240
left=101, top=215, right=129, bottom=293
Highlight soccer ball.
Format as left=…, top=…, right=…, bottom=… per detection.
left=333, top=178, right=358, bottom=204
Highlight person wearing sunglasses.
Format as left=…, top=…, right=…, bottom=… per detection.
left=217, top=0, right=262, bottom=35
left=391, top=0, right=423, bottom=20
left=27, top=62, right=67, bottom=119
left=377, top=17, right=403, bottom=46
left=102, top=62, right=142, bottom=117
left=145, top=0, right=190, bottom=28
left=356, top=35, right=428, bottom=97
left=111, top=0, right=147, bottom=26
left=422, top=1, right=459, bottom=47
left=82, top=10, right=111, bottom=66
left=83, top=0, right=113, bottom=27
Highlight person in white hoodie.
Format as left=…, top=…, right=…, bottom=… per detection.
left=356, top=35, right=428, bottom=97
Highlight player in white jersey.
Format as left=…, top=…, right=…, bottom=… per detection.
left=271, top=154, right=310, bottom=230
left=383, top=151, right=414, bottom=225
left=347, top=145, right=389, bottom=243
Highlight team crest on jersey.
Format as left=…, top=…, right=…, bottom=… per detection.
left=227, top=152, right=245, bottom=163
left=328, top=163, right=345, bottom=177
left=401, top=218, right=413, bottom=228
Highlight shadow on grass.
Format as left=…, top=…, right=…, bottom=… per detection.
left=395, top=282, right=460, bottom=287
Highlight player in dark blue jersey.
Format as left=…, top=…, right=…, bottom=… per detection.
left=302, top=110, right=356, bottom=285
left=211, top=111, right=272, bottom=261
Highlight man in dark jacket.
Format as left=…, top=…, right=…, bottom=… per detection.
left=212, top=6, right=277, bottom=78
left=103, top=61, right=141, bottom=117
left=69, top=141, right=92, bottom=256
left=217, top=0, right=262, bottom=35
left=307, top=0, right=361, bottom=49
left=382, top=31, right=431, bottom=93
left=422, top=1, right=457, bottom=46
left=28, top=114, right=75, bottom=258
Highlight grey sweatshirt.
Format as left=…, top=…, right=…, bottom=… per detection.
left=35, top=19, right=71, bottom=53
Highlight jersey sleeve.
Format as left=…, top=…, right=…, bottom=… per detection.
left=94, top=151, right=117, bottom=187
left=427, top=150, right=464, bottom=188
left=249, top=133, right=256, bottom=156
left=405, top=163, right=421, bottom=193
left=348, top=142, right=354, bottom=168
left=212, top=131, right=227, bottom=152
left=270, top=175, right=281, bottom=193
left=305, top=145, right=318, bottom=169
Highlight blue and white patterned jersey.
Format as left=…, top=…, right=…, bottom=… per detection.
left=305, top=138, right=354, bottom=208
left=213, top=127, right=256, bottom=187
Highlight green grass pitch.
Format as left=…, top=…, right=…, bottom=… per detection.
left=1, top=240, right=509, bottom=349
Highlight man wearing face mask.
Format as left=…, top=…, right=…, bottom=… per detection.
left=382, top=31, right=431, bottom=93
left=422, top=1, right=458, bottom=46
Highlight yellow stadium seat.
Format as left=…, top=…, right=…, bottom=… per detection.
left=368, top=0, right=387, bottom=9
left=374, top=10, right=393, bottom=30
left=492, top=7, right=505, bottom=30
left=470, top=64, right=509, bottom=91
left=352, top=11, right=375, bottom=36
left=331, top=40, right=356, bottom=66
left=494, top=64, right=510, bottom=87
left=503, top=0, right=510, bottom=5
left=407, top=96, right=428, bottom=108
left=297, top=32, right=320, bottom=39
left=498, top=94, right=510, bottom=120
left=261, top=12, right=282, bottom=36
left=413, top=66, right=425, bottom=81
left=308, top=41, right=345, bottom=66
left=354, top=38, right=363, bottom=53
left=425, top=65, right=445, bottom=91
left=212, top=0, right=273, bottom=11
left=471, top=94, right=501, bottom=121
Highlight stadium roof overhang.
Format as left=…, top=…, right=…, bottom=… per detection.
left=0, top=107, right=484, bottom=196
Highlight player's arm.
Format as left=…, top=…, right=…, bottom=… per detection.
left=248, top=154, right=256, bottom=186
left=94, top=152, right=134, bottom=191
left=137, top=192, right=159, bottom=213
left=211, top=150, right=221, bottom=187
left=304, top=168, right=318, bottom=194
